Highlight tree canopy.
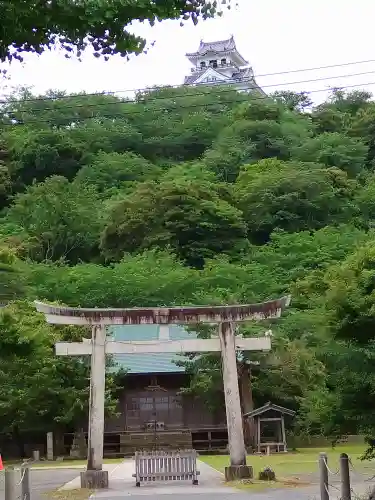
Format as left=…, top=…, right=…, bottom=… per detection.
left=2, top=84, right=375, bottom=455
left=0, top=0, right=229, bottom=62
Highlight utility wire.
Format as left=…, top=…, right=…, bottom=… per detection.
left=2, top=57, right=375, bottom=105
left=254, top=58, right=375, bottom=78
left=2, top=68, right=375, bottom=115
left=1, top=79, right=375, bottom=127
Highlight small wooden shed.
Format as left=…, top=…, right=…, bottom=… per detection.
left=244, top=402, right=296, bottom=454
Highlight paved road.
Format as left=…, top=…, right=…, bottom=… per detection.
left=93, top=484, right=372, bottom=500
left=88, top=460, right=374, bottom=500
left=3, top=461, right=367, bottom=500
left=95, top=493, right=314, bottom=500
left=0, top=468, right=81, bottom=500
left=90, top=461, right=323, bottom=500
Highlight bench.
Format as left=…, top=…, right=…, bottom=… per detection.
left=133, top=449, right=200, bottom=487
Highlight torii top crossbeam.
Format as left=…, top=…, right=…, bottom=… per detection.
left=34, top=296, right=291, bottom=326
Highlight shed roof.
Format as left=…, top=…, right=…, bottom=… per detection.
left=244, top=402, right=296, bottom=419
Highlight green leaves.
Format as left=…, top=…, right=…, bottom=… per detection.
left=324, top=242, right=375, bottom=345
left=234, top=159, right=355, bottom=243
left=29, top=250, right=201, bottom=307
left=5, top=127, right=87, bottom=185
left=75, top=151, right=161, bottom=195
left=0, top=300, right=119, bottom=434
left=0, top=245, right=28, bottom=303
left=4, top=176, right=104, bottom=262
left=0, top=0, right=230, bottom=62
left=101, top=177, right=248, bottom=267
left=292, top=132, right=368, bottom=177
left=1, top=81, right=375, bottom=444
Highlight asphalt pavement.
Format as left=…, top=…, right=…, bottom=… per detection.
left=0, top=462, right=368, bottom=500
left=87, top=460, right=373, bottom=500
left=95, top=492, right=319, bottom=500
left=89, top=461, right=322, bottom=500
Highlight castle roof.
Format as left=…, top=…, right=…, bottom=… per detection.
left=197, top=36, right=236, bottom=54
left=186, top=35, right=248, bottom=65
left=184, top=66, right=254, bottom=85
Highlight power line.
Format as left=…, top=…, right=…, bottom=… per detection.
left=2, top=57, right=375, bottom=106
left=2, top=69, right=375, bottom=116
left=253, top=58, right=375, bottom=78
left=1, top=79, right=374, bottom=128
left=268, top=69, right=375, bottom=90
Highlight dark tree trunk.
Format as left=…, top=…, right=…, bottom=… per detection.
left=13, top=426, right=25, bottom=458
left=54, top=429, right=65, bottom=456
left=238, top=362, right=256, bottom=450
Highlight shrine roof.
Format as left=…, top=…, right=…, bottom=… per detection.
left=109, top=325, right=195, bottom=374
left=244, top=402, right=296, bottom=419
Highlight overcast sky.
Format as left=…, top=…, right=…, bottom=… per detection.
left=2, top=0, right=375, bottom=104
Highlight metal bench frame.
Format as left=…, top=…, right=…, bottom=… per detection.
left=133, top=450, right=200, bottom=487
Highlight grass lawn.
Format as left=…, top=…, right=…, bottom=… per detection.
left=200, top=444, right=372, bottom=490
left=43, top=489, right=93, bottom=500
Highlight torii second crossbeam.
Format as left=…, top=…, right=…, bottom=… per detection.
left=35, top=297, right=290, bottom=487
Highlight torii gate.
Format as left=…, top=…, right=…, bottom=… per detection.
left=35, top=297, right=290, bottom=488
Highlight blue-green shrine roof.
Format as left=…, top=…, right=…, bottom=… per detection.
left=108, top=325, right=197, bottom=374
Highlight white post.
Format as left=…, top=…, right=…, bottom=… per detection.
left=219, top=322, right=252, bottom=479
left=5, top=468, right=18, bottom=500
left=87, top=325, right=106, bottom=471
left=281, top=415, right=287, bottom=452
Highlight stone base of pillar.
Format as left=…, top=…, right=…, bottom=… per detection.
left=80, top=470, right=109, bottom=489
left=224, top=465, right=253, bottom=481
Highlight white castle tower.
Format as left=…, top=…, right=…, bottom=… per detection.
left=184, top=36, right=264, bottom=93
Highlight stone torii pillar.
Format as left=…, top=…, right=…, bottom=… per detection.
left=35, top=297, right=290, bottom=487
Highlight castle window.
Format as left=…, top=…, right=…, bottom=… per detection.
left=209, top=59, right=218, bottom=68
left=200, top=61, right=206, bottom=69
left=221, top=58, right=227, bottom=66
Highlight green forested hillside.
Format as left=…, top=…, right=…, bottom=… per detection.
left=1, top=85, right=375, bottom=449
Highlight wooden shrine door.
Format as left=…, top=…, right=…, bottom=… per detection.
left=125, top=390, right=183, bottom=430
